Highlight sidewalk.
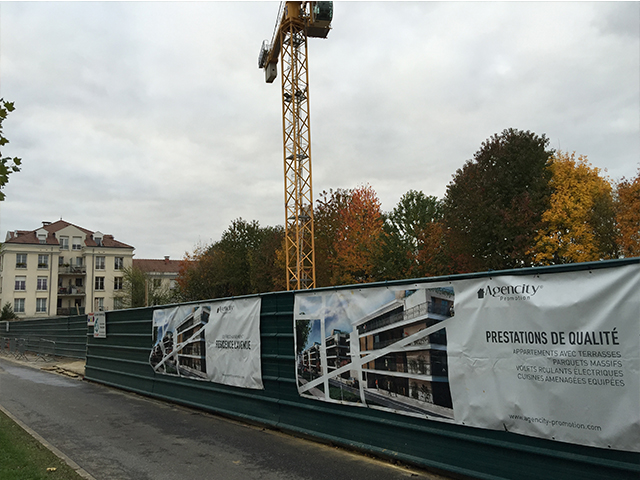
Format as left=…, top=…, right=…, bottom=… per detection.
left=1, top=350, right=86, bottom=378
left=0, top=354, right=452, bottom=480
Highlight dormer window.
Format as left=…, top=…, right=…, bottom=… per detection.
left=36, top=228, right=47, bottom=244
left=94, top=231, right=103, bottom=247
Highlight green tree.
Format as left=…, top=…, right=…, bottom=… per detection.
left=249, top=224, right=285, bottom=294
left=443, top=128, right=554, bottom=272
left=177, top=219, right=285, bottom=301
left=314, top=188, right=351, bottom=287
left=295, top=319, right=312, bottom=354
left=377, top=190, right=444, bottom=280
left=0, top=302, right=17, bottom=321
left=114, top=266, right=177, bottom=308
left=0, top=99, right=22, bottom=201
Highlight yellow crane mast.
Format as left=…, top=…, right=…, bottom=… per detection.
left=258, top=1, right=333, bottom=290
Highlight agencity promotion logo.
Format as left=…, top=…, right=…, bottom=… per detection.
left=477, top=282, right=543, bottom=302
left=217, top=304, right=235, bottom=314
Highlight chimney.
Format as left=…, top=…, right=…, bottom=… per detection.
left=164, top=256, right=170, bottom=263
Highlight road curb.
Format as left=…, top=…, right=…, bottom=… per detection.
left=0, top=403, right=97, bottom=480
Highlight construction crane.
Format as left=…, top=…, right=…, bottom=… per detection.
left=258, top=1, right=333, bottom=290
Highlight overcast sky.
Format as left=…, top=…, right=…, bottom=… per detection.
left=1, top=1, right=638, bottom=260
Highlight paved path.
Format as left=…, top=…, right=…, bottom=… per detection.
left=0, top=356, right=449, bottom=480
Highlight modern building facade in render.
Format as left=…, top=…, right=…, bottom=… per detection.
left=295, top=287, right=454, bottom=416
left=149, top=305, right=210, bottom=379
left=0, top=220, right=134, bottom=318
left=356, top=288, right=454, bottom=410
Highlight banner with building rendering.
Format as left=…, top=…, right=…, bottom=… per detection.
left=293, top=263, right=640, bottom=452
left=150, top=297, right=263, bottom=390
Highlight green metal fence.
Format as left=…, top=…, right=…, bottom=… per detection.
left=83, top=259, right=640, bottom=480
left=0, top=315, right=88, bottom=359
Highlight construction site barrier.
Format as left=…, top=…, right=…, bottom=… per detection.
left=81, top=259, right=640, bottom=480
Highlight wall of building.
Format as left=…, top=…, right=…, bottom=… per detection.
left=0, top=223, right=133, bottom=317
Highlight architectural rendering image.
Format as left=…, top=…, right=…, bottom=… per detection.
left=296, top=287, right=454, bottom=419
left=150, top=305, right=210, bottom=380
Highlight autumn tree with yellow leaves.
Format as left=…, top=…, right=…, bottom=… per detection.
left=531, top=151, right=617, bottom=264
left=615, top=169, right=640, bottom=257
left=329, top=185, right=385, bottom=285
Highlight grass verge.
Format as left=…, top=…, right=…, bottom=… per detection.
left=0, top=409, right=84, bottom=480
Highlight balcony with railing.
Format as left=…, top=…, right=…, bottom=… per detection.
left=358, top=300, right=453, bottom=336
left=58, top=265, right=86, bottom=275
left=58, top=286, right=85, bottom=296
left=56, top=306, right=85, bottom=316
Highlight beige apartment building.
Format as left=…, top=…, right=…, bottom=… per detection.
left=133, top=256, right=182, bottom=294
left=0, top=220, right=134, bottom=318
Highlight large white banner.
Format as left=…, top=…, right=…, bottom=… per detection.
left=150, top=297, right=263, bottom=390
left=293, top=263, right=640, bottom=452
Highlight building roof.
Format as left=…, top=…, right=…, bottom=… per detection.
left=4, top=219, right=134, bottom=249
left=133, top=257, right=183, bottom=274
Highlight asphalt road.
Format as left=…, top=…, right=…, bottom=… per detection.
left=0, top=357, right=447, bottom=480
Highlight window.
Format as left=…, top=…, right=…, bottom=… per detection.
left=95, top=297, right=104, bottom=311
left=37, top=277, right=48, bottom=291
left=15, top=276, right=26, bottom=291
left=95, top=256, right=105, bottom=270
left=95, top=277, right=105, bottom=290
left=38, top=254, right=49, bottom=269
left=114, top=277, right=123, bottom=290
left=59, top=256, right=64, bottom=266
left=38, top=233, right=46, bottom=244
left=114, top=257, right=124, bottom=270
left=75, top=278, right=83, bottom=287
left=114, top=297, right=123, bottom=310
left=60, top=236, right=69, bottom=250
left=72, top=236, right=82, bottom=250
left=36, top=298, right=47, bottom=313
left=16, top=254, right=27, bottom=269
left=14, top=298, right=25, bottom=313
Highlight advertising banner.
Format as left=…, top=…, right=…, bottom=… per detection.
left=93, top=312, right=106, bottom=338
left=150, top=297, right=263, bottom=390
left=293, top=263, right=640, bottom=452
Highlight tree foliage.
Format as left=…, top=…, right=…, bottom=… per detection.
left=177, top=219, right=284, bottom=301
left=174, top=128, right=638, bottom=296
left=531, top=152, right=617, bottom=264
left=0, top=99, right=22, bottom=201
left=443, top=128, right=554, bottom=271
left=328, top=185, right=384, bottom=285
left=114, top=266, right=177, bottom=308
left=314, top=188, right=351, bottom=287
left=377, top=190, right=445, bottom=280
left=0, top=302, right=18, bottom=321
left=616, top=169, right=640, bottom=257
